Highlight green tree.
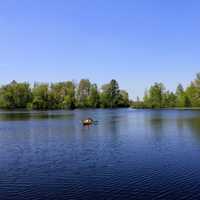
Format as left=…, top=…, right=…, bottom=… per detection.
left=63, top=81, right=76, bottom=109
left=100, top=83, right=110, bottom=108
left=185, top=74, right=200, bottom=107
left=118, top=90, right=130, bottom=107
left=88, top=84, right=100, bottom=108
left=163, top=91, right=177, bottom=108
left=76, top=79, right=91, bottom=108
left=49, top=82, right=68, bottom=109
left=109, top=79, right=120, bottom=108
left=175, top=84, right=189, bottom=107
left=100, top=80, right=120, bottom=108
left=143, top=83, right=165, bottom=108
left=0, top=81, right=32, bottom=109
left=143, top=89, right=150, bottom=108
left=194, top=73, right=200, bottom=87
left=32, top=83, right=49, bottom=110
left=101, top=79, right=120, bottom=108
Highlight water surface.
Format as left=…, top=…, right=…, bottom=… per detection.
left=1, top=109, right=200, bottom=200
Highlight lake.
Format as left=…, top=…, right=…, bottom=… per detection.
left=1, top=109, right=200, bottom=200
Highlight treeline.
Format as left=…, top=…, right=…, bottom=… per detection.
left=132, top=73, right=200, bottom=109
left=0, top=79, right=129, bottom=110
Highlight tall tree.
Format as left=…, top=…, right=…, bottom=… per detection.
left=144, top=83, right=165, bottom=108
left=32, top=83, right=49, bottom=110
left=63, top=81, right=76, bottom=109
left=100, top=80, right=120, bottom=108
left=109, top=79, right=120, bottom=108
left=76, top=79, right=91, bottom=108
left=186, top=74, right=200, bottom=107
left=176, top=84, right=189, bottom=107
left=49, top=82, right=68, bottom=109
left=88, top=84, right=100, bottom=108
left=118, top=90, right=130, bottom=107
left=100, top=83, right=110, bottom=108
left=0, top=81, right=32, bottom=109
left=163, top=91, right=177, bottom=108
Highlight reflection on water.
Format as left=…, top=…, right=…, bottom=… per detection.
left=1, top=109, right=200, bottom=199
left=177, top=115, right=200, bottom=142
left=0, top=110, right=74, bottom=121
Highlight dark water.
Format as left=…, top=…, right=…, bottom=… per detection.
left=1, top=109, right=200, bottom=200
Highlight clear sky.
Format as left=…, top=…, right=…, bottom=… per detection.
left=0, top=0, right=200, bottom=98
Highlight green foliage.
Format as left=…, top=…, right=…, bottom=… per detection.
left=163, top=91, right=177, bottom=108
left=133, top=82, right=192, bottom=109
left=32, top=83, right=49, bottom=110
left=76, top=79, right=91, bottom=108
left=100, top=83, right=110, bottom=108
left=49, top=81, right=76, bottom=109
left=63, top=81, right=76, bottom=109
left=132, top=73, right=200, bottom=109
left=100, top=80, right=120, bottom=108
left=4, top=73, right=200, bottom=110
left=88, top=84, right=100, bottom=108
left=175, top=84, right=188, bottom=107
left=143, top=83, right=165, bottom=108
left=49, top=82, right=68, bottom=109
left=186, top=83, right=198, bottom=107
left=0, top=81, right=32, bottom=109
left=0, top=79, right=129, bottom=110
left=118, top=90, right=130, bottom=107
left=185, top=74, right=200, bottom=107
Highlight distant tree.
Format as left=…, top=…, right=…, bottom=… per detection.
left=100, top=80, right=120, bottom=108
left=143, top=90, right=150, bottom=108
left=88, top=84, right=100, bottom=108
left=185, top=73, right=200, bottom=107
left=76, top=79, right=91, bottom=108
left=118, top=90, right=130, bottom=107
left=47, top=81, right=76, bottom=109
left=5, top=74, right=200, bottom=110
left=144, top=83, right=165, bottom=108
left=32, top=83, right=49, bottom=110
left=175, top=84, right=189, bottom=107
left=194, top=73, right=200, bottom=87
left=163, top=91, right=177, bottom=108
left=63, top=81, right=76, bottom=109
left=0, top=81, right=32, bottom=109
left=49, top=82, right=68, bottom=109
left=176, top=84, right=184, bottom=95
left=100, top=83, right=110, bottom=108
left=109, top=79, right=120, bottom=108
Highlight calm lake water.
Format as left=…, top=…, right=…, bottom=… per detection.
left=1, top=109, right=200, bottom=200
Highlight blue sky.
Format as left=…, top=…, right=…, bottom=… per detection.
left=0, top=0, right=200, bottom=98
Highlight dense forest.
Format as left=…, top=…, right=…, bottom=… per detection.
left=2, top=73, right=200, bottom=110
left=132, top=73, right=200, bottom=109
left=0, top=79, right=129, bottom=110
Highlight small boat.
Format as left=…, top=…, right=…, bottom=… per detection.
left=82, top=118, right=94, bottom=126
